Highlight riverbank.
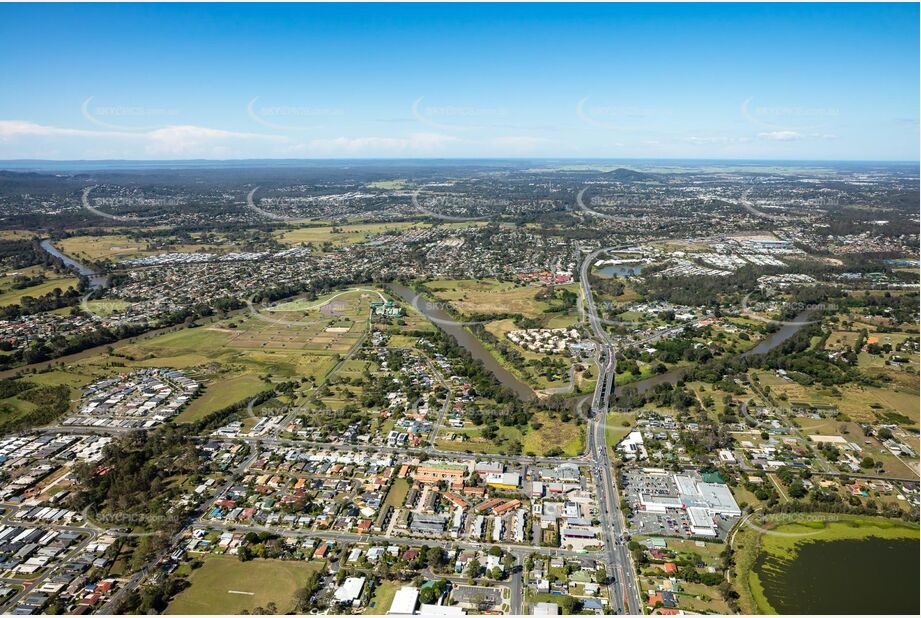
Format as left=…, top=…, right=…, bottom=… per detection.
left=617, top=309, right=817, bottom=396
left=387, top=283, right=537, bottom=401
left=733, top=514, right=919, bottom=614
left=39, top=238, right=108, bottom=289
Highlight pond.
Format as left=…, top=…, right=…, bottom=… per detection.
left=754, top=535, right=919, bottom=614
left=597, top=263, right=645, bottom=277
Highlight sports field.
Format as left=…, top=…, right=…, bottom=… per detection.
left=165, top=556, right=324, bottom=614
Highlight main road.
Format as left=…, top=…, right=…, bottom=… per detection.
left=579, top=244, right=643, bottom=615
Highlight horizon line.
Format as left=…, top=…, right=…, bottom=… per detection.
left=2, top=157, right=918, bottom=165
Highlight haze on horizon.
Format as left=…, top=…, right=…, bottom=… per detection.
left=0, top=2, right=918, bottom=161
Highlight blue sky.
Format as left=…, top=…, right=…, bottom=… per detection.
left=0, top=2, right=917, bottom=160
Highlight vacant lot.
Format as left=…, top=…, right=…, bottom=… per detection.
left=425, top=279, right=560, bottom=319
left=57, top=234, right=152, bottom=261
left=275, top=222, right=417, bottom=247
left=165, top=556, right=324, bottom=614
left=437, top=411, right=583, bottom=457
left=754, top=370, right=919, bottom=428
left=367, top=580, right=403, bottom=615
left=522, top=411, right=584, bottom=456
left=176, top=374, right=268, bottom=423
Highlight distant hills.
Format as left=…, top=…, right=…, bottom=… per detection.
left=602, top=167, right=658, bottom=182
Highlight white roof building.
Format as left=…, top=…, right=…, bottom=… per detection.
left=419, top=604, right=466, bottom=615
left=533, top=602, right=560, bottom=615
left=618, top=430, right=647, bottom=461
left=334, top=576, right=366, bottom=605
left=387, top=586, right=419, bottom=615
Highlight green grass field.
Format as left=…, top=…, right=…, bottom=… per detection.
left=383, top=478, right=410, bottom=509
left=437, top=411, right=583, bottom=457
left=275, top=222, right=418, bottom=247
left=754, top=369, right=919, bottom=428
left=275, top=221, right=481, bottom=248
left=176, top=374, right=268, bottom=423
left=367, top=580, right=403, bottom=615
left=57, top=234, right=152, bottom=261
left=0, top=273, right=80, bottom=307
left=522, top=412, right=584, bottom=456
left=165, top=556, right=325, bottom=614
left=604, top=412, right=636, bottom=451
left=424, top=278, right=580, bottom=321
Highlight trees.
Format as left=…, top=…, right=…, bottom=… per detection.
left=419, top=587, right=436, bottom=605
left=426, top=546, right=446, bottom=570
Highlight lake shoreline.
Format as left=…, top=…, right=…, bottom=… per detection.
left=734, top=514, right=920, bottom=614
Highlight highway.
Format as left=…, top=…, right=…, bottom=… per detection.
left=64, top=245, right=645, bottom=615
left=579, top=244, right=643, bottom=615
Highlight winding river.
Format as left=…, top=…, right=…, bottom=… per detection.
left=33, top=242, right=814, bottom=405
left=39, top=239, right=108, bottom=289
left=620, top=310, right=816, bottom=395
left=390, top=282, right=815, bottom=403
left=388, top=283, right=536, bottom=401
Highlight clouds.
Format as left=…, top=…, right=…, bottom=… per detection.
left=758, top=130, right=803, bottom=141
left=685, top=135, right=752, bottom=145
left=298, top=133, right=460, bottom=156
left=144, top=125, right=285, bottom=156
left=757, top=130, right=838, bottom=142
left=0, top=117, right=564, bottom=158
left=2, top=120, right=457, bottom=158
left=0, top=120, right=123, bottom=139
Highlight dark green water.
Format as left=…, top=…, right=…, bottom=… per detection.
left=754, top=536, right=920, bottom=614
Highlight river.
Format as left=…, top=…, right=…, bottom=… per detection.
left=39, top=239, right=108, bottom=289
left=618, top=310, right=816, bottom=396
left=391, top=283, right=815, bottom=402
left=388, top=283, right=536, bottom=401
left=29, top=243, right=811, bottom=405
